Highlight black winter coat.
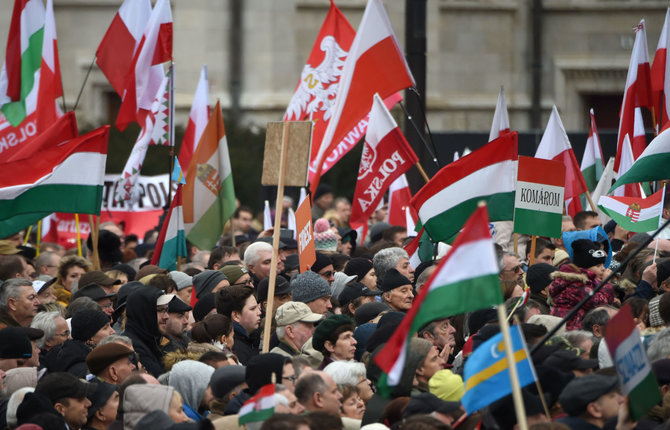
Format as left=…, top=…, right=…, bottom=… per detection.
left=122, top=287, right=165, bottom=377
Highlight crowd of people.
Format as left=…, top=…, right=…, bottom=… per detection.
left=2, top=184, right=670, bottom=430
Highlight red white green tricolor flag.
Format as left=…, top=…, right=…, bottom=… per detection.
left=610, top=126, right=670, bottom=192
left=605, top=303, right=661, bottom=420
left=598, top=188, right=664, bottom=233
left=238, top=383, right=275, bottom=425
left=150, top=184, right=186, bottom=271
left=513, top=156, right=565, bottom=238
left=375, top=206, right=503, bottom=391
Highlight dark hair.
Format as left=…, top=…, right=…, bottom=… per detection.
left=305, top=411, right=343, bottom=430
left=207, top=247, right=225, bottom=269
left=581, top=308, right=610, bottom=333
left=573, top=211, right=600, bottom=230
left=533, top=237, right=556, bottom=257
left=329, top=253, right=350, bottom=272
left=294, top=373, right=329, bottom=404
left=400, top=415, right=450, bottom=430
left=215, top=285, right=254, bottom=318
left=322, top=324, right=355, bottom=357
left=382, top=226, right=406, bottom=242
left=0, top=255, right=25, bottom=281
left=260, top=414, right=310, bottom=430
left=233, top=205, right=253, bottom=219
left=146, top=274, right=178, bottom=294
left=199, top=351, right=231, bottom=367
left=625, top=297, right=650, bottom=328
left=183, top=267, right=202, bottom=277
left=191, top=314, right=233, bottom=343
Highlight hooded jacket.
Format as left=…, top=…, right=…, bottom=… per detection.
left=43, top=339, right=90, bottom=378
left=123, top=384, right=175, bottom=430
left=168, top=360, right=215, bottom=420
left=122, top=287, right=165, bottom=376
left=548, top=264, right=615, bottom=330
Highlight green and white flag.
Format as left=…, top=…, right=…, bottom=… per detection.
left=598, top=188, right=664, bottom=233
left=610, top=126, right=670, bottom=192
left=580, top=109, right=604, bottom=191
left=238, top=383, right=275, bottom=425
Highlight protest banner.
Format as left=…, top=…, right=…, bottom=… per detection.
left=295, top=197, right=316, bottom=273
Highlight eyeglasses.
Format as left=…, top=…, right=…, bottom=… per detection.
left=55, top=330, right=70, bottom=337
left=283, top=375, right=297, bottom=382
left=502, top=265, right=523, bottom=273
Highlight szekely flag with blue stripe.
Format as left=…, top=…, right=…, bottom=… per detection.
left=461, top=324, right=537, bottom=414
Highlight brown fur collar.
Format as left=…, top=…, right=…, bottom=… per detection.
left=550, top=265, right=589, bottom=283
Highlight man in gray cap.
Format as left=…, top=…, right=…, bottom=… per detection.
left=291, top=271, right=332, bottom=317
left=271, top=301, right=323, bottom=358
left=557, top=374, right=623, bottom=429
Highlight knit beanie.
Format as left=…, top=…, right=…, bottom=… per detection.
left=193, top=270, right=228, bottom=298
left=312, top=315, right=355, bottom=352
left=311, top=252, right=333, bottom=273
left=526, top=263, right=558, bottom=294
left=571, top=239, right=607, bottom=269
left=290, top=271, right=331, bottom=304
left=168, top=271, right=193, bottom=291
left=314, top=219, right=338, bottom=252
left=219, top=265, right=248, bottom=285
left=429, top=369, right=464, bottom=401
left=379, top=268, right=411, bottom=292
left=71, top=309, right=110, bottom=342
left=344, top=257, right=373, bottom=282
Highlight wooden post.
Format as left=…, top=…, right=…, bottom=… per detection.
left=414, top=162, right=430, bottom=183
left=496, top=305, right=529, bottom=430
left=36, top=220, right=42, bottom=257
left=513, top=233, right=519, bottom=257
left=262, top=122, right=290, bottom=353
left=88, top=215, right=101, bottom=270
left=74, top=214, right=83, bottom=257
left=528, top=235, right=537, bottom=266
left=584, top=189, right=596, bottom=212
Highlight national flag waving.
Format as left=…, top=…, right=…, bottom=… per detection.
left=411, top=132, right=517, bottom=243
left=0, top=125, right=109, bottom=238
left=489, top=86, right=510, bottom=142
left=116, top=0, right=172, bottom=131
left=96, top=0, right=152, bottom=96
left=581, top=109, right=605, bottom=191
left=151, top=185, right=186, bottom=271
left=405, top=228, right=432, bottom=269
left=349, top=94, right=418, bottom=231
left=535, top=106, right=588, bottom=217
left=178, top=65, right=210, bottom=174
left=615, top=20, right=653, bottom=173
left=611, top=125, right=670, bottom=191
left=652, top=8, right=670, bottom=131
left=35, top=0, right=62, bottom=132
left=598, top=188, right=664, bottom=233
left=238, top=383, right=275, bottom=425
left=387, top=174, right=416, bottom=228
left=461, top=324, right=537, bottom=413
left=375, top=206, right=504, bottom=390
left=612, top=134, right=643, bottom=198
left=183, top=101, right=236, bottom=250
left=309, top=0, right=415, bottom=196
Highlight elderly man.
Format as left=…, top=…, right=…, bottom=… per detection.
left=271, top=301, right=323, bottom=358
left=34, top=252, right=61, bottom=278
left=291, top=271, right=332, bottom=317
left=499, top=253, right=524, bottom=285
left=0, top=278, right=40, bottom=328
left=86, top=342, right=137, bottom=384
left=35, top=372, right=97, bottom=430
left=30, top=311, right=70, bottom=360
left=373, top=247, right=415, bottom=285
left=379, top=269, right=414, bottom=312
left=295, top=371, right=342, bottom=418
left=244, top=241, right=275, bottom=284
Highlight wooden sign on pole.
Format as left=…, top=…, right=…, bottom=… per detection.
left=295, top=198, right=316, bottom=273
left=260, top=121, right=312, bottom=353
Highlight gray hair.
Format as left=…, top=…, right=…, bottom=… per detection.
left=373, top=247, right=408, bottom=282
left=276, top=322, right=300, bottom=339
left=30, top=311, right=63, bottom=349
left=99, top=334, right=133, bottom=348
left=564, top=330, right=595, bottom=350
left=34, top=252, right=58, bottom=272
left=323, top=361, right=366, bottom=386
left=0, top=278, right=32, bottom=308
left=64, top=297, right=102, bottom=319
left=294, top=372, right=329, bottom=405
left=244, top=241, right=273, bottom=267
left=648, top=327, right=670, bottom=362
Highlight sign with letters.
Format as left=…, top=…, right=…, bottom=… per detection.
left=295, top=198, right=316, bottom=273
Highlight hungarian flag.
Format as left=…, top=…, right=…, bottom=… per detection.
left=651, top=8, right=670, bottom=131
left=114, top=70, right=170, bottom=205
left=238, top=383, right=275, bottom=425
left=349, top=94, right=418, bottom=231
left=116, top=0, right=172, bottom=131
left=405, top=228, right=432, bottom=269
left=0, top=125, right=109, bottom=238
left=411, top=132, right=517, bottom=243
left=375, top=206, right=503, bottom=390
left=611, top=126, right=670, bottom=191
left=598, top=188, right=664, bottom=233
left=489, top=86, right=510, bottom=142
left=96, top=0, right=152, bottom=96
left=178, top=65, right=210, bottom=175
left=580, top=109, right=605, bottom=191
left=535, top=106, right=588, bottom=217
left=309, top=0, right=415, bottom=196
left=183, top=101, right=236, bottom=250
left=615, top=20, right=653, bottom=173
left=387, top=174, right=417, bottom=228
left=35, top=0, right=62, bottom=132
left=151, top=184, right=186, bottom=271
left=2, top=110, right=78, bottom=163
left=605, top=304, right=661, bottom=420
left=612, top=134, right=643, bottom=198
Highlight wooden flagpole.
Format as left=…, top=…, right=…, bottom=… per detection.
left=88, top=215, right=100, bottom=270
left=415, top=162, right=430, bottom=183
left=528, top=235, right=537, bottom=266
left=585, top=189, right=597, bottom=212
left=74, top=214, right=83, bottom=257
left=496, top=305, right=529, bottom=430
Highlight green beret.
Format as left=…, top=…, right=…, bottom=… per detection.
left=312, top=314, right=355, bottom=353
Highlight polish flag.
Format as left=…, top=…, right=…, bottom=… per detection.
left=535, top=106, right=588, bottom=217
left=116, top=0, right=172, bottom=131
left=388, top=174, right=417, bottom=228
left=35, top=0, right=62, bottom=132
left=310, top=0, right=415, bottom=196
left=615, top=20, right=652, bottom=173
left=651, top=8, right=670, bottom=131
left=612, top=135, right=643, bottom=198
left=349, top=94, right=417, bottom=232
left=178, top=65, right=210, bottom=174
left=489, top=86, right=510, bottom=142
left=96, top=0, right=152, bottom=97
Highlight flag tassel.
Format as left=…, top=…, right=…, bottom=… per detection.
left=496, top=305, right=529, bottom=430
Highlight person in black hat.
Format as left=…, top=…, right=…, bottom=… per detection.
left=77, top=271, right=122, bottom=296
left=86, top=342, right=136, bottom=384
left=207, top=365, right=246, bottom=418
left=224, top=353, right=287, bottom=415
left=543, top=348, right=598, bottom=377
left=525, top=263, right=557, bottom=314
left=338, top=282, right=380, bottom=317
left=35, top=372, right=97, bottom=430
left=83, top=381, right=118, bottom=430
left=489, top=388, right=549, bottom=429
left=160, top=296, right=193, bottom=353
left=378, top=268, right=414, bottom=312
left=256, top=276, right=293, bottom=320
left=0, top=326, right=33, bottom=371
left=402, top=392, right=462, bottom=426
left=557, top=374, right=623, bottom=429
left=344, top=258, right=377, bottom=291
left=72, top=285, right=117, bottom=317
left=312, top=315, right=356, bottom=369
left=310, top=252, right=335, bottom=286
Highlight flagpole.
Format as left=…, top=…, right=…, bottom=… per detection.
left=88, top=215, right=100, bottom=270
left=654, top=184, right=667, bottom=263
left=36, top=220, right=41, bottom=257
left=399, top=101, right=440, bottom=168
left=168, top=61, right=176, bottom=206
left=74, top=214, right=82, bottom=256
left=496, top=305, right=529, bottom=430
left=406, top=87, right=441, bottom=167
left=528, top=235, right=537, bottom=266
left=73, top=55, right=97, bottom=112
left=414, top=162, right=430, bottom=183
left=585, top=189, right=597, bottom=212
left=23, top=225, right=32, bottom=246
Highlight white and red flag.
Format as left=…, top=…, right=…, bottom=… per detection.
left=96, top=0, right=151, bottom=97
left=535, top=106, right=588, bottom=217
left=489, top=86, right=510, bottom=142
left=387, top=174, right=417, bottom=228
left=35, top=0, right=62, bottom=132
left=615, top=20, right=653, bottom=173
left=116, top=0, right=172, bottom=131
left=349, top=94, right=417, bottom=232
left=178, top=65, right=210, bottom=174
left=309, top=0, right=415, bottom=196
left=651, top=8, right=670, bottom=131
left=612, top=134, right=643, bottom=198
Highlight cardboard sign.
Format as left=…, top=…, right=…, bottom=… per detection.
left=262, top=121, right=312, bottom=186
left=513, top=156, right=565, bottom=238
left=296, top=197, right=316, bottom=272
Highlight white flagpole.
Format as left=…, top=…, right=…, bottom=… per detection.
left=654, top=184, right=667, bottom=263
left=168, top=61, right=176, bottom=205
